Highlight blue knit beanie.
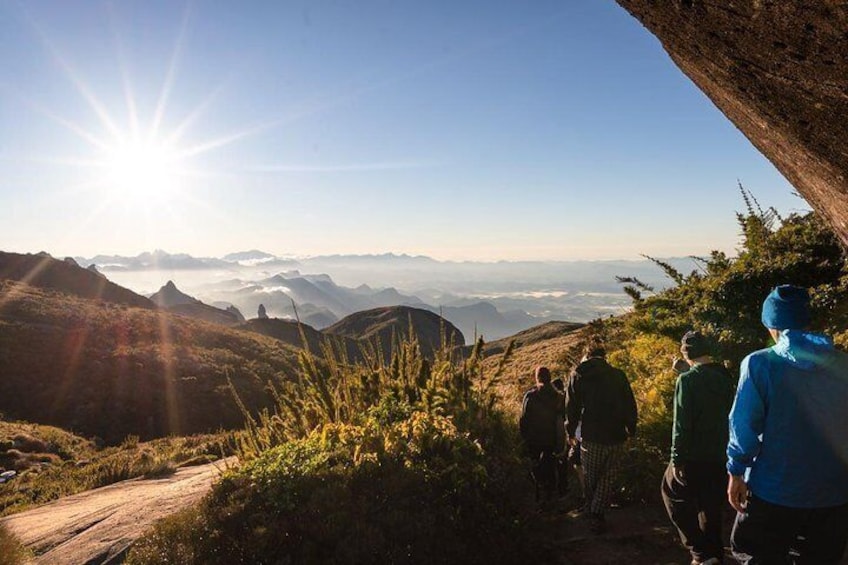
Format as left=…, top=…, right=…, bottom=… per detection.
left=761, top=285, right=811, bottom=330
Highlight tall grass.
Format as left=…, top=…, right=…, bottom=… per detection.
left=230, top=325, right=515, bottom=461
left=126, top=330, right=542, bottom=565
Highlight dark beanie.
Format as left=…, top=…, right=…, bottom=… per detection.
left=535, top=366, right=552, bottom=384
left=681, top=331, right=710, bottom=359
left=761, top=285, right=811, bottom=330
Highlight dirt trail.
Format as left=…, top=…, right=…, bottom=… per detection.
left=0, top=457, right=236, bottom=565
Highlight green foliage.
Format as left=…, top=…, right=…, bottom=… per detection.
left=607, top=331, right=680, bottom=448
left=0, top=523, right=29, bottom=565
left=606, top=194, right=848, bottom=498
left=127, top=334, right=541, bottom=565
left=618, top=205, right=847, bottom=369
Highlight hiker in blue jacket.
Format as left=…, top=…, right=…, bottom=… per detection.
left=727, top=285, right=848, bottom=564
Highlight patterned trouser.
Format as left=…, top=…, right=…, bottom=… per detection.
left=582, top=441, right=624, bottom=516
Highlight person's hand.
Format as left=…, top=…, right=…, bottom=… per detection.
left=672, top=464, right=686, bottom=485
left=728, top=474, right=749, bottom=513
left=568, top=437, right=578, bottom=447
left=672, top=357, right=689, bottom=374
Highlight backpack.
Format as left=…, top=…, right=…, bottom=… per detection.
left=520, top=386, right=565, bottom=454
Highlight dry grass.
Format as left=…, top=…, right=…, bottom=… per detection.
left=481, top=324, right=588, bottom=417
left=0, top=421, right=228, bottom=516
left=0, top=280, right=301, bottom=444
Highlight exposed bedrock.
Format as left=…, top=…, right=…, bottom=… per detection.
left=615, top=1, right=848, bottom=246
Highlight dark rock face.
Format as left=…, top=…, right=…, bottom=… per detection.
left=226, top=305, right=246, bottom=323
left=615, top=1, right=848, bottom=246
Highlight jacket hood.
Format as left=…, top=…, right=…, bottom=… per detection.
left=772, top=330, right=834, bottom=369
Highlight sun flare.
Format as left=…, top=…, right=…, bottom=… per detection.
left=101, top=138, right=182, bottom=201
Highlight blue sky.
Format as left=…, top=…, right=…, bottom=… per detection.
left=0, top=1, right=804, bottom=261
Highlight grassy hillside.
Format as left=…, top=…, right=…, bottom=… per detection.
left=0, top=420, right=226, bottom=516
left=237, top=317, right=359, bottom=360
left=325, top=305, right=465, bottom=356
left=0, top=251, right=153, bottom=309
left=0, top=280, right=300, bottom=443
left=480, top=321, right=587, bottom=415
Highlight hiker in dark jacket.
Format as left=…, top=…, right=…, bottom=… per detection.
left=662, top=331, right=735, bottom=565
left=566, top=344, right=637, bottom=533
left=520, top=366, right=565, bottom=505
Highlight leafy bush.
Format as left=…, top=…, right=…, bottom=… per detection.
left=617, top=191, right=847, bottom=368
left=604, top=191, right=848, bottom=500
left=128, top=335, right=544, bottom=564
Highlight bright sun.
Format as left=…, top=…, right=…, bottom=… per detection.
left=102, top=139, right=182, bottom=202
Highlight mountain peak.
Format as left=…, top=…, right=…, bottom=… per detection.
left=150, top=280, right=199, bottom=307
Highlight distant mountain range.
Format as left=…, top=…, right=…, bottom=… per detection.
left=0, top=251, right=471, bottom=442
left=72, top=249, right=696, bottom=340
left=0, top=250, right=587, bottom=445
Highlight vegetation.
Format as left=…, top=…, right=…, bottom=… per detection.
left=127, top=334, right=547, bottom=564
left=0, top=281, right=301, bottom=443
left=0, top=523, right=29, bottom=565
left=0, top=420, right=227, bottom=516
left=603, top=190, right=847, bottom=498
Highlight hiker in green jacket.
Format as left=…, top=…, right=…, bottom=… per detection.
left=661, top=331, right=736, bottom=565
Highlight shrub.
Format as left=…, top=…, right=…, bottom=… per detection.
left=127, top=334, right=545, bottom=564
left=604, top=194, right=848, bottom=499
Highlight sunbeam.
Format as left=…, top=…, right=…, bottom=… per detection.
left=107, top=2, right=141, bottom=141
left=151, top=1, right=193, bottom=140
left=156, top=310, right=182, bottom=435
left=22, top=8, right=124, bottom=142
left=6, top=90, right=112, bottom=151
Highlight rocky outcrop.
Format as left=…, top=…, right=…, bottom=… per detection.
left=615, top=1, right=848, bottom=247
left=226, top=305, right=246, bottom=323
left=0, top=458, right=235, bottom=564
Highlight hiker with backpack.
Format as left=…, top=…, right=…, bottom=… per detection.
left=520, top=366, right=566, bottom=508
left=566, top=344, right=637, bottom=534
left=551, top=377, right=572, bottom=500
left=661, top=331, right=735, bottom=565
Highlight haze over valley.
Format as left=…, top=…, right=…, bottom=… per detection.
left=74, top=249, right=696, bottom=340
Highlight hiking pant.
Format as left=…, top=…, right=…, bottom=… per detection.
left=556, top=453, right=569, bottom=497
left=582, top=441, right=623, bottom=516
left=661, top=461, right=726, bottom=562
left=731, top=494, right=848, bottom=564
left=528, top=450, right=558, bottom=502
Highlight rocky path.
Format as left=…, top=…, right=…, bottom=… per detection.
left=0, top=457, right=236, bottom=564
